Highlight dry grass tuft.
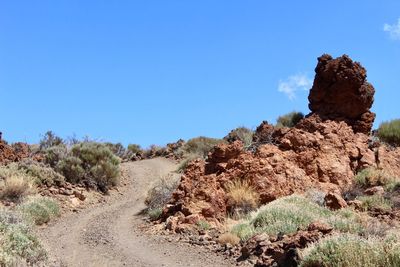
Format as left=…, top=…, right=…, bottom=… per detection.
left=226, top=180, right=259, bottom=218
left=0, top=175, right=34, bottom=202
left=218, top=232, right=240, bottom=246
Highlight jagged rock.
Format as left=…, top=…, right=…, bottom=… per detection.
left=308, top=54, right=375, bottom=134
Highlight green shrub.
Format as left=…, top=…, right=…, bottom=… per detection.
left=224, top=127, right=254, bottom=147
left=377, top=119, right=400, bottom=146
left=355, top=167, right=398, bottom=190
left=56, top=156, right=85, bottom=184
left=231, top=195, right=363, bottom=241
left=57, top=142, right=120, bottom=192
left=127, top=144, right=142, bottom=154
left=276, top=111, right=304, bottom=128
left=196, top=220, right=211, bottom=230
left=17, top=159, right=65, bottom=187
left=356, top=195, right=393, bottom=212
left=43, top=145, right=67, bottom=168
left=0, top=210, right=47, bottom=265
left=145, top=174, right=179, bottom=211
left=300, top=234, right=400, bottom=267
left=19, top=197, right=59, bottom=225
left=39, top=131, right=64, bottom=150
left=104, top=142, right=127, bottom=159
left=148, top=208, right=162, bottom=221
left=183, top=136, right=226, bottom=158
left=19, top=196, right=60, bottom=225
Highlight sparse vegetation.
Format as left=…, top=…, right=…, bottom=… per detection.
left=39, top=131, right=64, bottom=150
left=276, top=111, right=304, bottom=128
left=300, top=234, right=400, bottom=267
left=176, top=155, right=199, bottom=173
left=56, top=142, right=120, bottom=192
left=224, top=127, right=254, bottom=147
left=231, top=195, right=363, bottom=241
left=377, top=119, right=400, bottom=146
left=356, top=195, right=393, bottom=212
left=355, top=167, right=398, bottom=190
left=19, top=196, right=60, bottom=225
left=127, top=144, right=142, bottom=154
left=217, top=233, right=240, bottom=246
left=0, top=210, right=47, bottom=266
left=196, top=220, right=211, bottom=231
left=145, top=174, right=179, bottom=214
left=183, top=136, right=226, bottom=158
left=0, top=167, right=34, bottom=202
left=225, top=180, right=259, bottom=218
left=17, top=159, right=65, bottom=187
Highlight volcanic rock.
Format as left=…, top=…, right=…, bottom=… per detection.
left=0, top=141, right=30, bottom=164
left=308, top=54, right=375, bottom=134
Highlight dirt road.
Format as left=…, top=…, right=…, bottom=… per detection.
left=39, top=158, right=233, bottom=267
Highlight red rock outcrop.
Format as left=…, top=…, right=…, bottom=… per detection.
left=308, top=54, right=375, bottom=134
left=164, top=116, right=375, bottom=221
left=162, top=54, right=378, bottom=223
left=0, top=141, right=30, bottom=164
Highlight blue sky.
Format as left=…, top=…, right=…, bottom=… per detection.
left=1, top=1, right=400, bottom=147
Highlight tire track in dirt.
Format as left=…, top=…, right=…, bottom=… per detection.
left=39, top=158, right=234, bottom=267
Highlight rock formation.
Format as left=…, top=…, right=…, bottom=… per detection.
left=162, top=54, right=381, bottom=223
left=308, top=54, right=375, bottom=134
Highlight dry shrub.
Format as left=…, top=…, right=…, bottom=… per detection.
left=218, top=233, right=240, bottom=246
left=145, top=173, right=180, bottom=219
left=0, top=175, right=34, bottom=202
left=226, top=180, right=259, bottom=218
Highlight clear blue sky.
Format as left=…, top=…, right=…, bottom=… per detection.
left=1, top=1, right=399, bottom=147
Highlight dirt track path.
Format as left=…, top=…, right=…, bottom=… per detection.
left=39, top=158, right=233, bottom=267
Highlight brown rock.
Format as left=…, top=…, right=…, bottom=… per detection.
left=364, top=186, right=385, bottom=196
left=308, top=54, right=375, bottom=134
left=325, top=192, right=348, bottom=210
left=73, top=190, right=86, bottom=201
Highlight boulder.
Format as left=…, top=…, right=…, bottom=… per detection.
left=308, top=54, right=375, bottom=134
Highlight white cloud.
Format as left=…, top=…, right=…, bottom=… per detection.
left=384, top=18, right=400, bottom=40
left=278, top=74, right=312, bottom=100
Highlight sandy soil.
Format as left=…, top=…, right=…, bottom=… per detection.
left=38, top=158, right=234, bottom=267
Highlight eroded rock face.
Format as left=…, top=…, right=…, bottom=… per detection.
left=308, top=54, right=375, bottom=134
left=164, top=116, right=375, bottom=221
